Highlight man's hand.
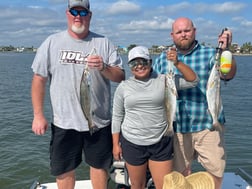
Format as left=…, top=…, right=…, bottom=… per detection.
left=218, top=28, right=232, bottom=49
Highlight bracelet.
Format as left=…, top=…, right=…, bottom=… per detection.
left=100, top=62, right=107, bottom=72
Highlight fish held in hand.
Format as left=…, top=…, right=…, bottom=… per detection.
left=206, top=63, right=223, bottom=132
left=80, top=49, right=99, bottom=135
left=164, top=60, right=177, bottom=136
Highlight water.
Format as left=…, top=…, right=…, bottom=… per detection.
left=0, top=52, right=251, bottom=189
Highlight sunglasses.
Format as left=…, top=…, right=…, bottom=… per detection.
left=69, top=9, right=89, bottom=17
left=128, top=59, right=151, bottom=69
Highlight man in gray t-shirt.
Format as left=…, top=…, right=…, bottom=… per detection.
left=31, top=0, right=125, bottom=188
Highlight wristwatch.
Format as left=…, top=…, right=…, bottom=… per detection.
left=100, top=62, right=107, bottom=72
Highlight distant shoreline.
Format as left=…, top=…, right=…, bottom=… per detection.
left=233, top=53, right=252, bottom=56
left=1, top=50, right=252, bottom=57
left=151, top=53, right=252, bottom=56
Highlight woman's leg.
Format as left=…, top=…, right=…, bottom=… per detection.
left=126, top=161, right=147, bottom=189
left=148, top=159, right=173, bottom=189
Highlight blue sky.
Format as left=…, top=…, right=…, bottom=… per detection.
left=0, top=0, right=251, bottom=48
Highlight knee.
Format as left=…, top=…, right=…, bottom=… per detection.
left=56, top=170, right=75, bottom=180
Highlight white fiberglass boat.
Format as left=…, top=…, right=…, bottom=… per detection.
left=30, top=161, right=252, bottom=189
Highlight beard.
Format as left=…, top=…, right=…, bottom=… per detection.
left=176, top=38, right=195, bottom=51
left=71, top=24, right=85, bottom=34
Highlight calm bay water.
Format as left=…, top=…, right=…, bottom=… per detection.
left=0, top=52, right=251, bottom=189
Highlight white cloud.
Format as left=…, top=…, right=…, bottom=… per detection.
left=212, top=2, right=245, bottom=13
left=156, top=2, right=245, bottom=14
left=232, top=16, right=252, bottom=27
left=107, top=0, right=140, bottom=15
left=119, top=18, right=173, bottom=32
left=166, top=2, right=191, bottom=12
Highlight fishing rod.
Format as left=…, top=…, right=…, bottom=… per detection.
left=214, top=28, right=227, bottom=66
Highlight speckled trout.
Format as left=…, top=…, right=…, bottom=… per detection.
left=164, top=60, right=177, bottom=136
left=206, top=62, right=223, bottom=132
left=80, top=48, right=99, bottom=135
left=206, top=30, right=229, bottom=132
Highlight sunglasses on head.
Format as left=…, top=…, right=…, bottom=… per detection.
left=128, top=59, right=151, bottom=69
left=69, top=9, right=89, bottom=17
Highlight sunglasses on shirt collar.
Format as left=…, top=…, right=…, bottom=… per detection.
left=128, top=59, right=151, bottom=69
left=69, top=9, right=89, bottom=17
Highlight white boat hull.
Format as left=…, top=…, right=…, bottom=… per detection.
left=31, top=164, right=252, bottom=189
left=34, top=180, right=92, bottom=189
left=32, top=172, right=251, bottom=189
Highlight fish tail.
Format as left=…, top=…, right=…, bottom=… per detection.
left=89, top=125, right=99, bottom=135
left=164, top=122, right=174, bottom=136
left=212, top=121, right=224, bottom=133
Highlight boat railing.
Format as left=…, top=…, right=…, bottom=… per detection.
left=236, top=168, right=252, bottom=187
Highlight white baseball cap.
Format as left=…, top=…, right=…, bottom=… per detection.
left=128, top=46, right=151, bottom=63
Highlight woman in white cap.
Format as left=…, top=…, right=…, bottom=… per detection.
left=111, top=46, right=199, bottom=189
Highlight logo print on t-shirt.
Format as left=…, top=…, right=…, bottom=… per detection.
left=60, top=50, right=88, bottom=64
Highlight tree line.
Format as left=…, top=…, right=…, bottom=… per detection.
left=123, top=42, right=252, bottom=54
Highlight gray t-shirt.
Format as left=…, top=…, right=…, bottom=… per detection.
left=32, top=30, right=123, bottom=131
left=112, top=72, right=198, bottom=145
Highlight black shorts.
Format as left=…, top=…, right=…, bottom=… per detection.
left=50, top=124, right=113, bottom=176
left=120, top=134, right=173, bottom=166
